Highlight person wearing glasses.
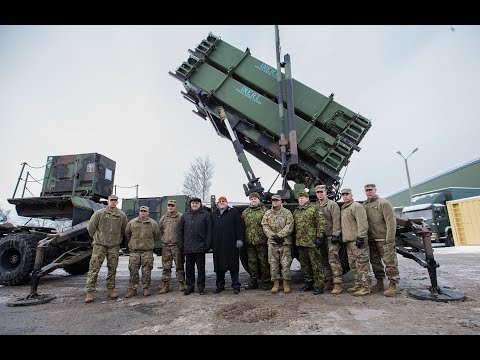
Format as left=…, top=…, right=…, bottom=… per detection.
left=85, top=194, right=128, bottom=303
left=124, top=205, right=160, bottom=298
left=363, top=184, right=399, bottom=297
left=340, top=188, right=371, bottom=296
left=158, top=200, right=185, bottom=294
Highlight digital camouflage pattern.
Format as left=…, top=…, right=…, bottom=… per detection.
left=128, top=250, right=154, bottom=290
left=298, top=246, right=325, bottom=288
left=268, top=242, right=293, bottom=281
left=317, top=199, right=341, bottom=284
left=242, top=205, right=268, bottom=245
left=327, top=242, right=342, bottom=284
left=246, top=243, right=270, bottom=283
left=369, top=241, right=399, bottom=284
left=161, top=245, right=185, bottom=283
left=293, top=202, right=326, bottom=247
left=345, top=241, right=371, bottom=288
left=85, top=244, right=120, bottom=292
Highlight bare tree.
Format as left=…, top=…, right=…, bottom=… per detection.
left=182, top=156, right=214, bottom=202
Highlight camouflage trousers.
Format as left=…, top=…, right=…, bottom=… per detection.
left=86, top=244, right=120, bottom=292
left=345, top=241, right=371, bottom=288
left=298, top=246, right=325, bottom=288
left=246, top=242, right=270, bottom=282
left=128, top=250, right=154, bottom=290
left=161, top=245, right=185, bottom=283
left=326, top=240, right=343, bottom=284
left=369, top=239, right=400, bottom=284
left=268, top=243, right=292, bottom=281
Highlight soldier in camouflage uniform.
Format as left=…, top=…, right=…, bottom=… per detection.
left=363, top=184, right=400, bottom=297
left=242, top=192, right=270, bottom=290
left=261, top=194, right=294, bottom=293
left=158, top=199, right=185, bottom=294
left=124, top=205, right=160, bottom=298
left=293, top=191, right=327, bottom=295
left=85, top=194, right=128, bottom=303
left=315, top=184, right=343, bottom=295
left=340, top=188, right=371, bottom=296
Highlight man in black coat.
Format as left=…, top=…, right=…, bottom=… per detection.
left=178, top=197, right=212, bottom=295
left=211, top=195, right=245, bottom=294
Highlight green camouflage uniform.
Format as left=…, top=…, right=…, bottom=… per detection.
left=125, top=216, right=160, bottom=291
left=364, top=195, right=399, bottom=284
left=341, top=200, right=371, bottom=288
left=317, top=198, right=342, bottom=284
left=159, top=211, right=184, bottom=283
left=242, top=204, right=270, bottom=283
left=293, top=202, right=326, bottom=288
left=86, top=207, right=128, bottom=292
left=261, top=206, right=294, bottom=281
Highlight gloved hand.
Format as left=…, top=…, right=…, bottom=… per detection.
left=315, top=237, right=324, bottom=248
left=272, top=235, right=284, bottom=245
left=236, top=240, right=244, bottom=249
left=330, top=235, right=341, bottom=244
left=356, top=237, right=365, bottom=248
left=178, top=245, right=184, bottom=252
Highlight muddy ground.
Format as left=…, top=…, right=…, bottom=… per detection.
left=1, top=245, right=479, bottom=335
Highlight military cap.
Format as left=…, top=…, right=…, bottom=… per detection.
left=218, top=195, right=228, bottom=202
left=271, top=194, right=282, bottom=201
left=248, top=192, right=260, bottom=200
left=190, top=197, right=202, bottom=203
left=108, top=195, right=118, bottom=201
left=297, top=191, right=309, bottom=198
left=364, top=183, right=376, bottom=190
left=315, top=185, right=326, bottom=192
left=140, top=205, right=149, bottom=211
left=167, top=199, right=177, bottom=205
left=340, top=188, right=352, bottom=194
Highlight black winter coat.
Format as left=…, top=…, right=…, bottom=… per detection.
left=178, top=208, right=212, bottom=254
left=211, top=206, right=245, bottom=272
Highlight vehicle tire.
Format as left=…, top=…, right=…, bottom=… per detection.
left=64, top=256, right=91, bottom=275
left=0, top=232, right=44, bottom=286
left=445, top=233, right=455, bottom=247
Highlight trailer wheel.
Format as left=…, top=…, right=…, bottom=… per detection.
left=445, top=233, right=455, bottom=247
left=0, top=233, right=43, bottom=285
left=64, top=256, right=91, bottom=275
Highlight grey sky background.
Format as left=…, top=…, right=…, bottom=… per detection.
left=1, top=25, right=479, bottom=213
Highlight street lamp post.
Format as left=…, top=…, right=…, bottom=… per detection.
left=396, top=147, right=418, bottom=205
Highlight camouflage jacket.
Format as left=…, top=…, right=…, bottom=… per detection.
left=261, top=206, right=294, bottom=245
left=242, top=205, right=267, bottom=245
left=364, top=195, right=396, bottom=242
left=159, top=211, right=183, bottom=245
left=125, top=217, right=160, bottom=251
left=340, top=201, right=368, bottom=242
left=293, top=202, right=326, bottom=247
left=316, top=199, right=341, bottom=237
left=88, top=207, right=128, bottom=247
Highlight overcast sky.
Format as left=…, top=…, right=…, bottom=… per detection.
left=1, top=25, right=479, bottom=212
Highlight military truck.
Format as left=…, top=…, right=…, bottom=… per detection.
left=402, top=187, right=480, bottom=246
left=0, top=153, right=114, bottom=286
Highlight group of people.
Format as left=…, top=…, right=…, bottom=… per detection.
left=83, top=183, right=399, bottom=303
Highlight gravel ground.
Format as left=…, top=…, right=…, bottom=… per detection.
left=1, top=245, right=479, bottom=335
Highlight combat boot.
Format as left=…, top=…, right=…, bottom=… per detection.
left=371, top=280, right=385, bottom=293
left=178, top=282, right=185, bottom=292
left=244, top=280, right=258, bottom=290
left=125, top=289, right=137, bottom=298
left=347, top=283, right=361, bottom=293
left=159, top=282, right=170, bottom=294
left=85, top=292, right=94, bottom=303
left=283, top=280, right=291, bottom=293
left=353, top=286, right=371, bottom=296
left=331, top=284, right=343, bottom=295
left=300, top=281, right=314, bottom=292
left=143, top=288, right=151, bottom=296
left=383, top=282, right=398, bottom=297
left=107, top=289, right=118, bottom=300
left=324, top=280, right=334, bottom=291
left=271, top=280, right=280, bottom=293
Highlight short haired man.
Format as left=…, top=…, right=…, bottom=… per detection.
left=363, top=184, right=399, bottom=297
left=125, top=205, right=160, bottom=298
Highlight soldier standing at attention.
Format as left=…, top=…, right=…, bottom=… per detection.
left=363, top=184, right=399, bottom=297
left=158, top=200, right=185, bottom=294
left=261, top=194, right=294, bottom=294
left=315, top=185, right=343, bottom=295
left=85, top=194, right=128, bottom=303
left=293, top=191, right=327, bottom=295
left=340, top=188, right=371, bottom=296
left=242, top=192, right=270, bottom=290
left=124, top=205, right=160, bottom=298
